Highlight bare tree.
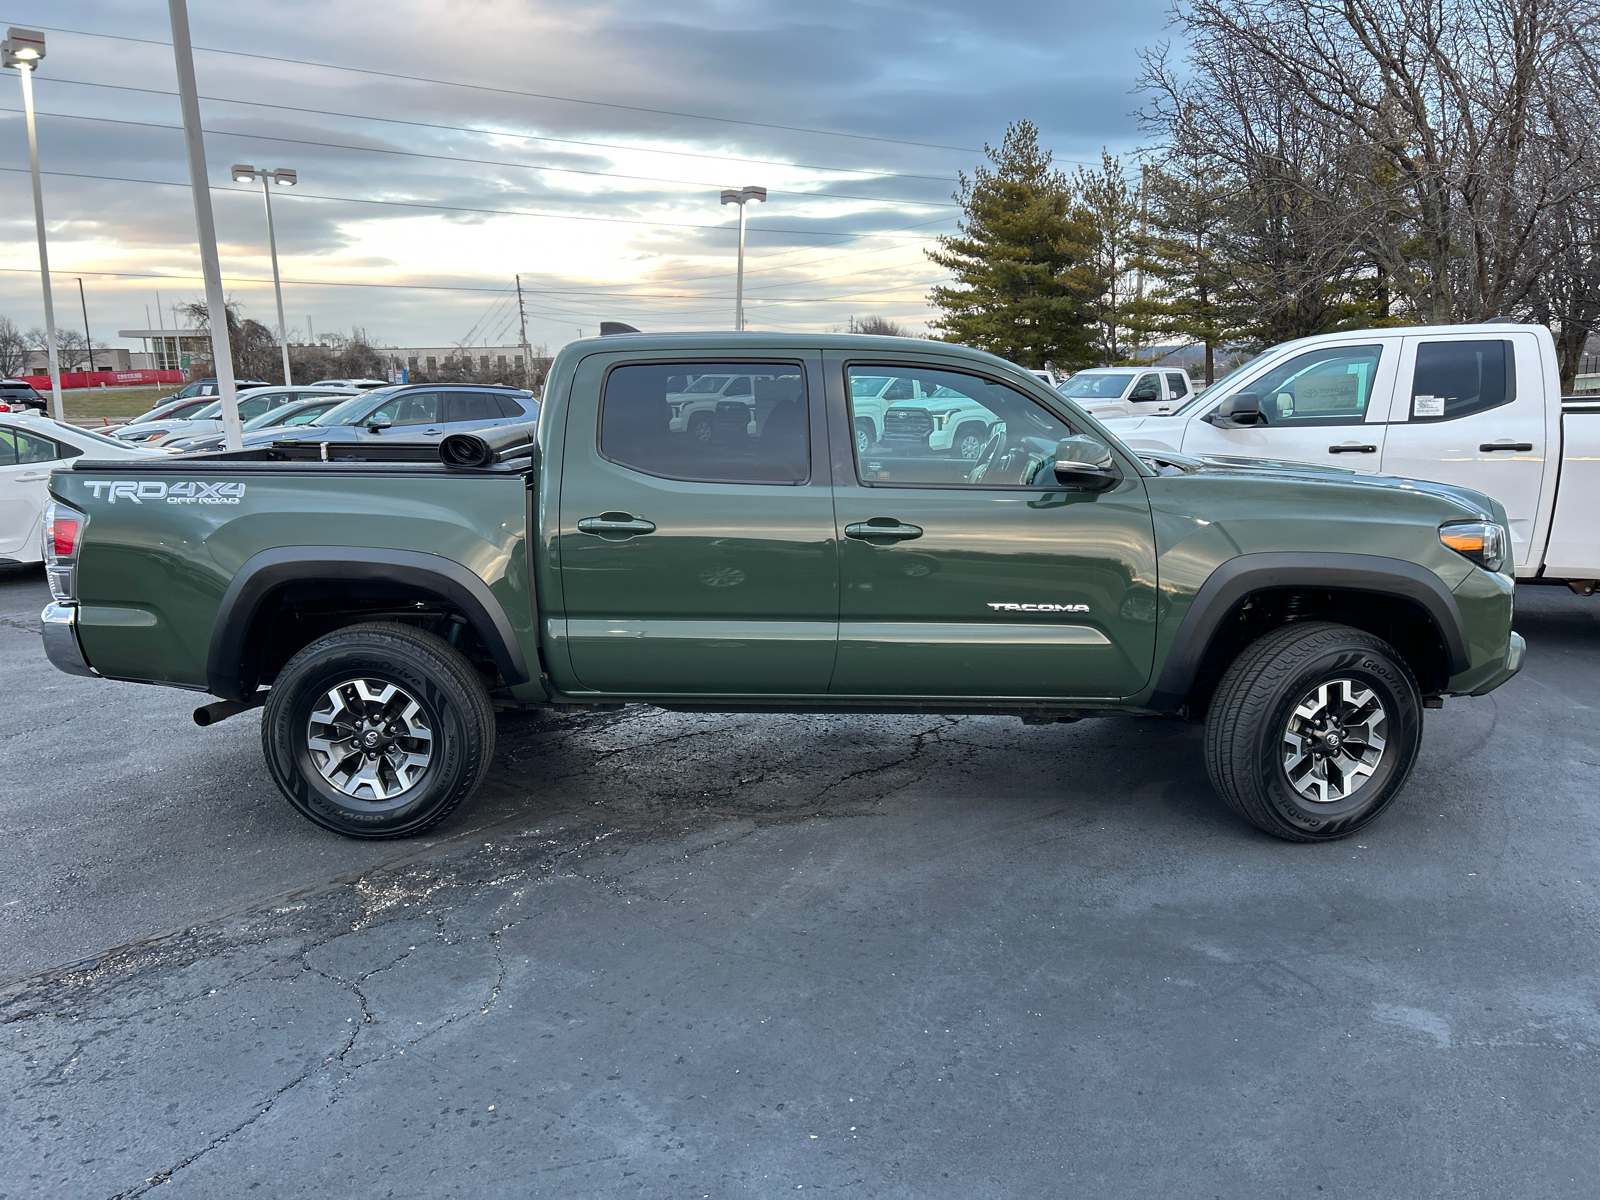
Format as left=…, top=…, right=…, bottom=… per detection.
left=847, top=314, right=912, bottom=336
left=0, top=317, right=29, bottom=378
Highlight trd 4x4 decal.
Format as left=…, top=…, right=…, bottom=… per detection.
left=85, top=480, right=247, bottom=505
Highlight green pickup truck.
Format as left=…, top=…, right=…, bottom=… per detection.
left=39, top=332, right=1523, bottom=843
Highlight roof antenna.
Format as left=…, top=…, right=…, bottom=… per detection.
left=600, top=321, right=641, bottom=336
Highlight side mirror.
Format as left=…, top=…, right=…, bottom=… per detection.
left=366, top=413, right=392, bottom=432
left=1053, top=435, right=1121, bottom=491
left=1130, top=386, right=1160, bottom=402
left=1207, top=392, right=1265, bottom=429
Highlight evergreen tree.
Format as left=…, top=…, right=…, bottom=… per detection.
left=1134, top=152, right=1242, bottom=384
left=1073, top=151, right=1142, bottom=366
left=927, top=121, right=1099, bottom=368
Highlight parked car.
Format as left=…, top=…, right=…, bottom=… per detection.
left=1029, top=368, right=1060, bottom=388
left=239, top=383, right=537, bottom=449
left=0, top=379, right=47, bottom=414
left=161, top=394, right=355, bottom=453
left=0, top=415, right=164, bottom=565
left=310, top=378, right=390, bottom=390
left=1056, top=367, right=1194, bottom=418
left=848, top=372, right=945, bottom=455
left=115, top=388, right=358, bottom=446
left=119, top=382, right=274, bottom=430
left=1095, top=321, right=1597, bottom=587
left=879, top=384, right=1000, bottom=459
left=42, top=332, right=1520, bottom=846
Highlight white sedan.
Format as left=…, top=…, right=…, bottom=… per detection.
left=0, top=414, right=166, bottom=566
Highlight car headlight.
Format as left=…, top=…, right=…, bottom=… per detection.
left=1440, top=521, right=1507, bottom=573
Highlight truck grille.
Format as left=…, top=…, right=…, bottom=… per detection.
left=883, top=408, right=933, bottom=442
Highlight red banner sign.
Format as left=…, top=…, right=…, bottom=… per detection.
left=19, top=369, right=185, bottom=390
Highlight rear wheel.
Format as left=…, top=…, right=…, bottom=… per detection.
left=688, top=412, right=714, bottom=443
left=954, top=422, right=990, bottom=459
left=855, top=420, right=874, bottom=456
left=262, top=621, right=495, bottom=839
left=1203, top=622, right=1422, bottom=842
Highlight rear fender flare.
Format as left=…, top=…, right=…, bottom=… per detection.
left=1149, top=552, right=1469, bottom=713
left=207, top=546, right=530, bottom=700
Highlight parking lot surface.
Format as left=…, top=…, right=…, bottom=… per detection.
left=2, top=562, right=1597, bottom=1197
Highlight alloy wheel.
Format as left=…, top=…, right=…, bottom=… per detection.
left=306, top=678, right=434, bottom=800
left=1280, top=678, right=1388, bottom=803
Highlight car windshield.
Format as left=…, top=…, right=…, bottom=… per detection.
left=44, top=420, right=131, bottom=449
left=683, top=376, right=729, bottom=394
left=190, top=401, right=224, bottom=419
left=1171, top=349, right=1277, bottom=415
left=1058, top=371, right=1136, bottom=398
left=309, top=394, right=377, bottom=426
left=242, top=403, right=307, bottom=430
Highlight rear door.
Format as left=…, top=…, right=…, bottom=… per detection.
left=1379, top=330, right=1550, bottom=574
left=443, top=389, right=516, bottom=436
left=0, top=424, right=70, bottom=559
left=556, top=352, right=837, bottom=694
left=1179, top=338, right=1401, bottom=471
left=829, top=356, right=1158, bottom=700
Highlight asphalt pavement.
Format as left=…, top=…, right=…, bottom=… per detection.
left=2, top=561, right=1598, bottom=1197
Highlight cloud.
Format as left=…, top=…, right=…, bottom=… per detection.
left=1, top=0, right=1170, bottom=346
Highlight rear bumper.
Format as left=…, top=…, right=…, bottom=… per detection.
left=1468, top=630, right=1525, bottom=696
left=40, top=602, right=99, bottom=678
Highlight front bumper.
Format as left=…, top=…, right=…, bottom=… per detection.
left=40, top=602, right=99, bottom=678
left=1468, top=630, right=1525, bottom=696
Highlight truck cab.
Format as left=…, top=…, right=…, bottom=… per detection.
left=1057, top=367, right=1193, bottom=418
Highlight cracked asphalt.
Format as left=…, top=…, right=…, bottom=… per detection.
left=2, top=561, right=1599, bottom=1197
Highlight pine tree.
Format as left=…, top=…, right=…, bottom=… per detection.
left=927, top=121, right=1099, bottom=369
left=1134, top=152, right=1241, bottom=384
left=1073, top=151, right=1141, bottom=366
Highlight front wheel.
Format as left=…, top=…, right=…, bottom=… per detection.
left=1203, top=622, right=1422, bottom=842
left=262, top=621, right=495, bottom=839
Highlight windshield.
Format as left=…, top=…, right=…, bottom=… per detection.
left=683, top=376, right=729, bottom=394
left=189, top=401, right=224, bottom=419
left=46, top=420, right=136, bottom=449
left=243, top=403, right=308, bottom=430
left=1171, top=349, right=1277, bottom=415
left=310, top=394, right=377, bottom=426
left=1058, top=371, right=1136, bottom=398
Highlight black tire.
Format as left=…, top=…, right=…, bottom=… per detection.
left=953, top=422, right=990, bottom=459
left=261, top=621, right=495, bottom=839
left=1203, top=621, right=1422, bottom=842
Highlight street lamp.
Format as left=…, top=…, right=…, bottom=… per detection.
left=3, top=28, right=63, bottom=420
left=720, top=185, right=766, bottom=331
left=232, top=164, right=297, bottom=385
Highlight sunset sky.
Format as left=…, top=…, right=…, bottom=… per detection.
left=0, top=0, right=1167, bottom=355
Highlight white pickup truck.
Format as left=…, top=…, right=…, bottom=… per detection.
left=1057, top=366, right=1197, bottom=418
left=1097, top=321, right=1599, bottom=586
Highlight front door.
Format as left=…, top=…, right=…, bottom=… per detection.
left=828, top=357, right=1158, bottom=700
left=1180, top=339, right=1400, bottom=471
left=556, top=353, right=838, bottom=694
left=1379, top=331, right=1551, bottom=574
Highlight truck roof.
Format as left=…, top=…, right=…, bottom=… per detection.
left=558, top=330, right=1021, bottom=365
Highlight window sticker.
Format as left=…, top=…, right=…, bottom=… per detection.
left=1295, top=374, right=1360, bottom=412
left=1413, top=394, right=1445, bottom=418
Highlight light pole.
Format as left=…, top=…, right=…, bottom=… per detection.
left=3, top=29, right=63, bottom=420
left=720, top=185, right=766, bottom=330
left=168, top=0, right=242, bottom=450
left=75, top=278, right=95, bottom=372
left=232, top=164, right=296, bottom=385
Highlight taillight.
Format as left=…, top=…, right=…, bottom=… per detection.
left=43, top=501, right=86, bottom=602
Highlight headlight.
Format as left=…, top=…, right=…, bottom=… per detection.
left=1440, top=521, right=1507, bottom=573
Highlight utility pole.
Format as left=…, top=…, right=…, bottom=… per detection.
left=75, top=277, right=95, bottom=371
left=167, top=0, right=242, bottom=449
left=514, top=274, right=532, bottom=390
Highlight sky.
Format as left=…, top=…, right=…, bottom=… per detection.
left=0, top=0, right=1174, bottom=356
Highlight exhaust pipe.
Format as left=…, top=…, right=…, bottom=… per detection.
left=194, top=695, right=266, bottom=727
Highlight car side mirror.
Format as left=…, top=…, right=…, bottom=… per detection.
left=366, top=413, right=392, bottom=431
left=1206, top=392, right=1265, bottom=429
left=1053, top=436, right=1121, bottom=491
left=1130, top=386, right=1160, bottom=402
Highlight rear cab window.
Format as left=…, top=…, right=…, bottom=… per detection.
left=1407, top=339, right=1515, bottom=421
left=600, top=361, right=808, bottom=484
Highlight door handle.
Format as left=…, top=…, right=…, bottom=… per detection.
left=15, top=470, right=50, bottom=481
left=578, top=513, right=657, bottom=538
left=1328, top=443, right=1377, bottom=454
left=1480, top=442, right=1534, bottom=452
left=845, top=519, right=923, bottom=543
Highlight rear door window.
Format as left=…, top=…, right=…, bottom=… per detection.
left=495, top=394, right=528, bottom=418
left=0, top=427, right=64, bottom=463
left=1165, top=372, right=1190, bottom=399
left=601, top=361, right=808, bottom=484
left=1408, top=340, right=1515, bottom=421
left=446, top=391, right=501, bottom=423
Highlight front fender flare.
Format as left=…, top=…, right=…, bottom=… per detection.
left=207, top=546, right=531, bottom=700
left=1148, top=552, right=1469, bottom=713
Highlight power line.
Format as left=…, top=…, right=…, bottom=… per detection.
left=0, top=104, right=960, bottom=208
left=20, top=23, right=985, bottom=154
left=37, top=77, right=966, bottom=184
left=0, top=164, right=955, bottom=239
